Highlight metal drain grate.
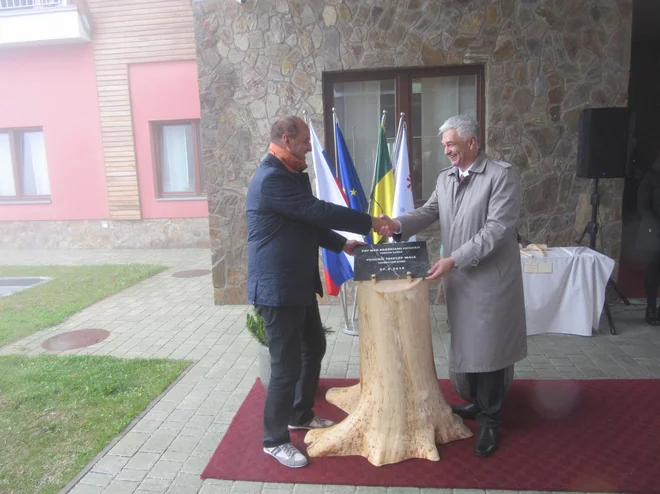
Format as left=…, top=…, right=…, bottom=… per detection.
left=42, top=329, right=110, bottom=351
left=0, top=277, right=52, bottom=297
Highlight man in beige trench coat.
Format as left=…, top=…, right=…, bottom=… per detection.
left=379, top=114, right=527, bottom=457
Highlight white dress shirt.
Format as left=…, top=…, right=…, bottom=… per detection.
left=458, top=163, right=474, bottom=181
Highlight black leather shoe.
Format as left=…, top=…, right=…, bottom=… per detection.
left=474, top=426, right=498, bottom=457
left=451, top=403, right=480, bottom=420
left=645, top=307, right=660, bottom=326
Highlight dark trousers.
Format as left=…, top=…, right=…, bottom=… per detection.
left=255, top=302, right=326, bottom=448
left=465, top=368, right=506, bottom=428
left=645, top=257, right=660, bottom=309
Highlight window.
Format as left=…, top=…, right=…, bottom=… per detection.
left=0, top=128, right=51, bottom=202
left=323, top=66, right=484, bottom=203
left=151, top=120, right=204, bottom=199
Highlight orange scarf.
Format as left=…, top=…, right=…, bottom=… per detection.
left=268, top=143, right=306, bottom=172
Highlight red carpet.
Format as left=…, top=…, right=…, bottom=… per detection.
left=201, top=378, right=660, bottom=493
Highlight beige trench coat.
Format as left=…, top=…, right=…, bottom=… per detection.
left=397, top=151, right=527, bottom=373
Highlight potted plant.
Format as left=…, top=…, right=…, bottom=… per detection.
left=246, top=308, right=333, bottom=389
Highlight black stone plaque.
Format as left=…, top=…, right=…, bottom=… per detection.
left=353, top=241, right=430, bottom=281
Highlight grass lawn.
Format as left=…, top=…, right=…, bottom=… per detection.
left=0, top=264, right=166, bottom=347
left=0, top=355, right=190, bottom=494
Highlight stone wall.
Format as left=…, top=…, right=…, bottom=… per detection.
left=193, top=0, right=632, bottom=304
left=0, top=218, right=211, bottom=249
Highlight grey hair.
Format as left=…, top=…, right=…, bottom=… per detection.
left=439, top=114, right=479, bottom=145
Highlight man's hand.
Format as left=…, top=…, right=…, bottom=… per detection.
left=371, top=216, right=386, bottom=233
left=375, top=214, right=401, bottom=238
left=343, top=239, right=367, bottom=256
left=426, top=257, right=456, bottom=281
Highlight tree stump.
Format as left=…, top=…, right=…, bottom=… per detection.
left=304, top=277, right=472, bottom=466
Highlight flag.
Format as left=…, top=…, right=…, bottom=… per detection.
left=335, top=122, right=371, bottom=244
left=391, top=117, right=405, bottom=171
left=369, top=123, right=394, bottom=244
left=309, top=121, right=363, bottom=296
left=392, top=122, right=416, bottom=241
left=336, top=122, right=368, bottom=213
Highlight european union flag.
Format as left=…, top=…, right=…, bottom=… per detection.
left=336, top=122, right=369, bottom=214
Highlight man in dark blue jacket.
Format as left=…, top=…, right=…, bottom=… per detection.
left=247, top=115, right=382, bottom=468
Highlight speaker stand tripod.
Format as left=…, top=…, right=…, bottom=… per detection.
left=576, top=178, right=630, bottom=335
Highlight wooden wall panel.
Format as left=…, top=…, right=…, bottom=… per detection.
left=87, top=0, right=196, bottom=219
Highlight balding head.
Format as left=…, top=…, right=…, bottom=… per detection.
left=270, top=116, right=311, bottom=170
left=270, top=116, right=305, bottom=143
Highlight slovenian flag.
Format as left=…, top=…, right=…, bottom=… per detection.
left=309, top=121, right=363, bottom=296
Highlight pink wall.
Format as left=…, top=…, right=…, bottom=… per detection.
left=129, top=60, right=207, bottom=219
left=0, top=44, right=108, bottom=221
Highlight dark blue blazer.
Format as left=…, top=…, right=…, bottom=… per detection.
left=246, top=153, right=372, bottom=306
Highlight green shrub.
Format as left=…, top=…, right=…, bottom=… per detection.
left=246, top=308, right=333, bottom=347
left=246, top=309, right=269, bottom=346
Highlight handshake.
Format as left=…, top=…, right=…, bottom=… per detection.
left=371, top=214, right=400, bottom=238
left=343, top=214, right=400, bottom=255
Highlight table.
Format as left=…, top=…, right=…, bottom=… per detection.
left=521, top=246, right=615, bottom=337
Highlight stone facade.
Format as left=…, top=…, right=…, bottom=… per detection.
left=0, top=218, right=211, bottom=249
left=193, top=0, right=632, bottom=304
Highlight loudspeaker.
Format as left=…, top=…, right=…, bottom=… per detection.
left=576, top=107, right=632, bottom=179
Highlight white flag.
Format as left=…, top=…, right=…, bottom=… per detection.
left=308, top=121, right=363, bottom=268
left=392, top=123, right=416, bottom=241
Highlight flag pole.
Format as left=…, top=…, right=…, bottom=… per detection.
left=398, top=112, right=405, bottom=157
left=333, top=108, right=356, bottom=336
left=388, top=112, right=406, bottom=244
left=332, top=108, right=340, bottom=179
left=392, top=112, right=405, bottom=174
left=350, top=278, right=359, bottom=329
left=368, top=110, right=387, bottom=212
left=351, top=126, right=357, bottom=164
left=340, top=280, right=357, bottom=335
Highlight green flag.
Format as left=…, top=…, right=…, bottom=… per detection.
left=369, top=124, right=394, bottom=244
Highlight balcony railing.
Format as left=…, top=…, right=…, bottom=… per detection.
left=0, top=0, right=90, bottom=46
left=0, top=0, right=66, bottom=10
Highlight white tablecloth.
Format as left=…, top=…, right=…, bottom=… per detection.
left=521, top=247, right=615, bottom=337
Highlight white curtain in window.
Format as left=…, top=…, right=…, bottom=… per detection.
left=335, top=80, right=382, bottom=193
left=161, top=124, right=194, bottom=193
left=420, top=75, right=476, bottom=198
left=0, top=133, right=16, bottom=196
left=22, top=131, right=50, bottom=196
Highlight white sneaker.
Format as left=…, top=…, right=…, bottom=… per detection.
left=288, top=416, right=336, bottom=430
left=263, top=442, right=308, bottom=468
